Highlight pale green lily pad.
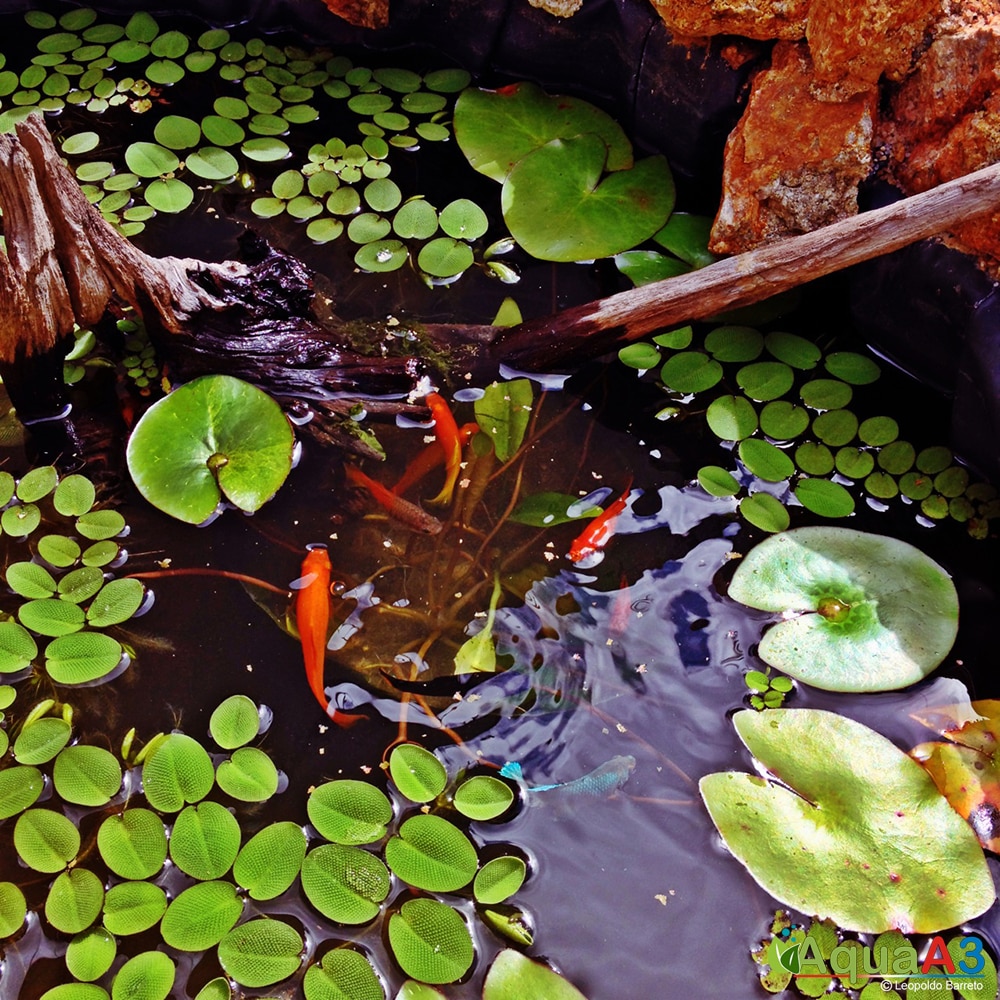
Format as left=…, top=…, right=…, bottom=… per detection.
left=232, top=822, right=306, bottom=899
left=160, top=881, right=242, bottom=951
left=454, top=81, right=633, bottom=182
left=304, top=949, right=383, bottom=1000
left=483, top=950, right=588, bottom=1000
left=729, top=527, right=959, bottom=692
left=501, top=136, right=673, bottom=262
left=700, top=709, right=994, bottom=933
left=126, top=375, right=294, bottom=524
left=66, top=925, right=116, bottom=981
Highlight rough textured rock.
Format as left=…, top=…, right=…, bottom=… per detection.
left=710, top=41, right=875, bottom=254
left=806, top=0, right=942, bottom=93
left=647, top=0, right=808, bottom=40
left=527, top=0, right=584, bottom=16
left=877, top=2, right=1000, bottom=269
left=319, top=0, right=388, bottom=30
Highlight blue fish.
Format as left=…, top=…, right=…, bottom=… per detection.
left=500, top=755, right=636, bottom=797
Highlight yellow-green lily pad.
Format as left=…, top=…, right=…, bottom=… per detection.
left=729, top=527, right=958, bottom=692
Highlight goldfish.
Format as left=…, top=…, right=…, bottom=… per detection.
left=345, top=464, right=444, bottom=535
left=568, top=485, right=633, bottom=563
left=294, top=545, right=360, bottom=727
left=424, top=392, right=462, bottom=506
left=393, top=422, right=479, bottom=497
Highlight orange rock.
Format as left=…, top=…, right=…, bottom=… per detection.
left=807, top=0, right=941, bottom=93
left=646, top=0, right=808, bottom=41
left=876, top=4, right=1000, bottom=270
left=710, top=41, right=875, bottom=254
left=319, top=0, right=388, bottom=30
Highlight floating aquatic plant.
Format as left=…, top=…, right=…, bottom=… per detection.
left=0, top=466, right=143, bottom=688
left=0, top=679, right=589, bottom=996
left=125, top=374, right=294, bottom=524
left=729, top=527, right=958, bottom=692
left=618, top=315, right=998, bottom=535
left=700, top=709, right=994, bottom=933
left=455, top=81, right=674, bottom=261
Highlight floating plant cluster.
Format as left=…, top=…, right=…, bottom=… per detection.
left=0, top=466, right=144, bottom=689
left=12, top=7, right=503, bottom=281
left=619, top=322, right=998, bottom=535
left=0, top=685, right=587, bottom=999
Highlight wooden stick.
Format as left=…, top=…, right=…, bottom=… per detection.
left=495, top=161, right=1000, bottom=370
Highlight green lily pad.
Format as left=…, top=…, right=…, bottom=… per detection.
left=474, top=855, right=526, bottom=904
left=700, top=709, right=994, bottom=932
left=45, top=633, right=126, bottom=685
left=728, top=527, right=959, bottom=691
left=307, top=779, right=393, bottom=845
left=738, top=439, right=794, bottom=483
left=660, top=352, right=722, bottom=395
left=218, top=917, right=303, bottom=987
left=66, top=925, right=116, bottom=981
left=126, top=375, right=294, bottom=524
left=232, top=822, right=306, bottom=899
left=706, top=395, right=758, bottom=441
left=614, top=250, right=689, bottom=286
left=14, top=716, right=71, bottom=764
left=454, top=81, right=632, bottom=182
left=169, top=801, right=241, bottom=879
left=209, top=695, right=261, bottom=749
left=300, top=843, right=390, bottom=924
left=304, top=949, right=384, bottom=1000
left=483, top=950, right=588, bottom=1000
left=704, top=325, right=763, bottom=362
left=793, top=477, right=855, bottom=517
left=53, top=746, right=122, bottom=805
left=388, top=899, right=473, bottom=985
left=388, top=743, right=446, bottom=803
left=15, top=808, right=80, bottom=871
left=501, top=135, right=673, bottom=262
left=739, top=493, right=789, bottom=533
left=160, top=880, right=243, bottom=951
left=144, top=178, right=193, bottom=213
left=697, top=466, right=740, bottom=498
left=97, top=809, right=167, bottom=880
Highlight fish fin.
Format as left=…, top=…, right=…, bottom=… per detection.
left=289, top=571, right=318, bottom=591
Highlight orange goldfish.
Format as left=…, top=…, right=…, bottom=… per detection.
left=424, top=392, right=462, bottom=506
left=393, top=422, right=479, bottom=497
left=295, top=546, right=360, bottom=727
left=568, top=486, right=633, bottom=563
left=345, top=464, right=444, bottom=534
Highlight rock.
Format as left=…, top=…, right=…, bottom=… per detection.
left=646, top=0, right=808, bottom=40
left=318, top=0, right=389, bottom=29
left=527, top=0, right=584, bottom=16
left=806, top=0, right=942, bottom=94
left=710, top=41, right=875, bottom=254
left=877, top=3, right=1000, bottom=270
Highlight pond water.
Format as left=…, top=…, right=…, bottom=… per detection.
left=0, top=4, right=998, bottom=1000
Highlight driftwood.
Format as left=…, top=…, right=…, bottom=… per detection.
left=1, top=113, right=1000, bottom=451
left=496, top=160, right=1000, bottom=370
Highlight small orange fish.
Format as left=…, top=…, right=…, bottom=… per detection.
left=568, top=486, right=633, bottom=563
left=346, top=464, right=444, bottom=535
left=393, top=422, right=479, bottom=497
left=295, top=546, right=360, bottom=727
left=424, top=392, right=462, bottom=506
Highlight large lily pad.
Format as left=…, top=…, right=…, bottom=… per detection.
left=126, top=375, right=294, bottom=524
left=728, top=527, right=958, bottom=692
left=700, top=709, right=994, bottom=933
left=501, top=135, right=673, bottom=262
left=453, top=81, right=633, bottom=182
